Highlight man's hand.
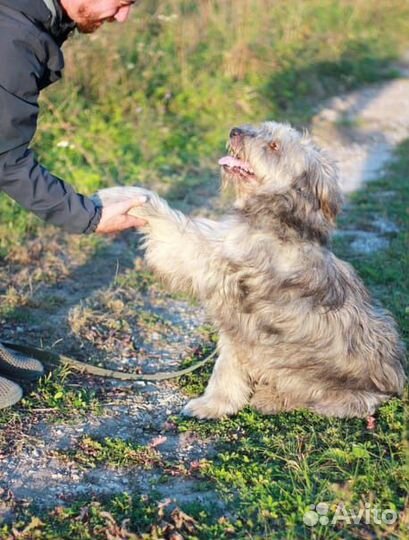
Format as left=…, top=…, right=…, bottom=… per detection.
left=95, top=196, right=147, bottom=234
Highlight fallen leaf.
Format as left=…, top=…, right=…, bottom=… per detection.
left=149, top=435, right=168, bottom=448
left=171, top=508, right=197, bottom=533
left=366, top=416, right=377, bottom=430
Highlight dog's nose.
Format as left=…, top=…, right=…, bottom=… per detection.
left=230, top=127, right=244, bottom=138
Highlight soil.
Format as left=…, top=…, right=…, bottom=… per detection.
left=1, top=55, right=408, bottom=520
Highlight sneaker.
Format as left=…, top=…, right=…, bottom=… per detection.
left=0, top=376, right=23, bottom=409
left=0, top=343, right=44, bottom=381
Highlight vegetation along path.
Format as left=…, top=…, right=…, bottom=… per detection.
left=0, top=58, right=408, bottom=539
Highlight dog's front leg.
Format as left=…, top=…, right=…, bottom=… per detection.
left=182, top=334, right=252, bottom=419
left=129, top=192, right=219, bottom=298
left=94, top=185, right=217, bottom=296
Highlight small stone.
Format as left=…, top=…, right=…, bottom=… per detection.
left=350, top=232, right=389, bottom=255
left=319, top=109, right=339, bottom=122
left=372, top=217, right=399, bottom=234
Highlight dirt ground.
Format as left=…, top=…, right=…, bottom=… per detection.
left=1, top=56, right=409, bottom=521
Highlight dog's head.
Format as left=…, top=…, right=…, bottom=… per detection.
left=219, top=121, right=343, bottom=243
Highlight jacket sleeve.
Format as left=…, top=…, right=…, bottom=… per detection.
left=0, top=29, right=101, bottom=234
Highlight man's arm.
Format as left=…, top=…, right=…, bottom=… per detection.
left=0, top=25, right=106, bottom=234
left=0, top=145, right=103, bottom=234
left=0, top=24, right=146, bottom=235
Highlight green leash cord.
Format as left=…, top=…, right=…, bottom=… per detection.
left=2, top=342, right=216, bottom=382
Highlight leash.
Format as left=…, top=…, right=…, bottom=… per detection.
left=2, top=342, right=216, bottom=382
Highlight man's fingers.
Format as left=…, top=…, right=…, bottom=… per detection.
left=95, top=194, right=148, bottom=234
left=96, top=215, right=147, bottom=234
left=124, top=215, right=147, bottom=228
left=115, top=214, right=147, bottom=229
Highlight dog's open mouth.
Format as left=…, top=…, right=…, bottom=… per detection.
left=218, top=156, right=255, bottom=179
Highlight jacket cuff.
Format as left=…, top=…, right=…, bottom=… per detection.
left=83, top=205, right=102, bottom=234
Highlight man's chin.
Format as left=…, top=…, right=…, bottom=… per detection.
left=76, top=21, right=103, bottom=33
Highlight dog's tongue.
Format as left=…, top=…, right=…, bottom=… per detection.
left=218, top=156, right=252, bottom=171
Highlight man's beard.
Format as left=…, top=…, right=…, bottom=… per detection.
left=76, top=5, right=104, bottom=34
left=76, top=20, right=103, bottom=33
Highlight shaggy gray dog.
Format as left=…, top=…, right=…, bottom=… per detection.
left=96, top=122, right=406, bottom=419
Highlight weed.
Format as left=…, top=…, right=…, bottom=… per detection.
left=2, top=1, right=409, bottom=248
left=22, top=367, right=103, bottom=417
left=0, top=2, right=408, bottom=537
left=68, top=436, right=163, bottom=470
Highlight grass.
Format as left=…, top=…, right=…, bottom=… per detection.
left=22, top=367, right=103, bottom=417
left=0, top=0, right=408, bottom=538
left=174, top=140, right=409, bottom=539
left=66, top=436, right=163, bottom=470
left=1, top=0, right=409, bottom=247
left=1, top=140, right=408, bottom=540
left=0, top=367, right=102, bottom=434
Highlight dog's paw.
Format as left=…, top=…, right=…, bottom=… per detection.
left=128, top=191, right=166, bottom=221
left=182, top=395, right=238, bottom=419
left=93, top=186, right=152, bottom=207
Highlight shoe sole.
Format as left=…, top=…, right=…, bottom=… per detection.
left=0, top=382, right=23, bottom=410
left=0, top=345, right=44, bottom=381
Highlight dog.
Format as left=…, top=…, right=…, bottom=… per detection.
left=95, top=121, right=406, bottom=419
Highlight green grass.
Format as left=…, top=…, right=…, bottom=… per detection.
left=0, top=1, right=408, bottom=537
left=174, top=140, right=409, bottom=539
left=23, top=367, right=103, bottom=417
left=66, top=436, right=163, bottom=469
left=1, top=139, right=408, bottom=540
left=0, top=496, right=162, bottom=540
left=0, top=366, right=102, bottom=429
left=1, top=0, right=409, bottom=247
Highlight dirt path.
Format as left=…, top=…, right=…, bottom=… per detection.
left=311, top=53, right=409, bottom=255
left=1, top=59, right=409, bottom=520
left=313, top=54, right=409, bottom=192
left=0, top=233, right=213, bottom=515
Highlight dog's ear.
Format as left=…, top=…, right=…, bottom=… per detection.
left=296, top=152, right=342, bottom=225
left=239, top=148, right=342, bottom=245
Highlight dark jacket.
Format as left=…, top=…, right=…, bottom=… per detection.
left=0, top=0, right=101, bottom=233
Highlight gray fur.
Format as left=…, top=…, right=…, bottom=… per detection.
left=97, top=121, right=406, bottom=419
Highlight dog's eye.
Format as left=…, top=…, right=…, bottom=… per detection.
left=268, top=141, right=279, bottom=151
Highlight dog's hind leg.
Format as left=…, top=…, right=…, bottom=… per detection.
left=250, top=377, right=391, bottom=418
left=182, top=334, right=252, bottom=419
left=307, top=389, right=390, bottom=418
